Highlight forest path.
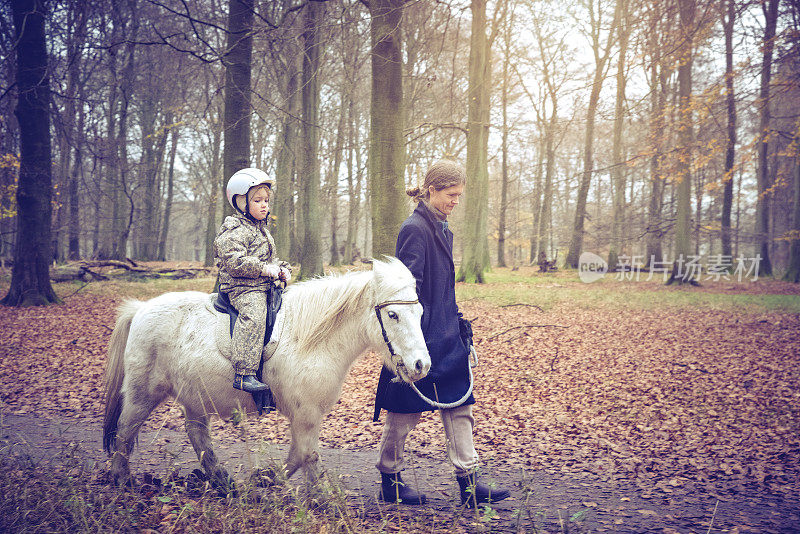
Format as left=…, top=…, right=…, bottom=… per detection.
left=2, top=413, right=796, bottom=533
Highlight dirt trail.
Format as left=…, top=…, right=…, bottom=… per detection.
left=1, top=413, right=797, bottom=533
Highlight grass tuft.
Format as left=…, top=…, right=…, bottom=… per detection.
left=0, top=443, right=366, bottom=533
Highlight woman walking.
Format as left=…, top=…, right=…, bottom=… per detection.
left=373, top=160, right=510, bottom=506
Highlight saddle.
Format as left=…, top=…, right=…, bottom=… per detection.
left=213, top=287, right=283, bottom=414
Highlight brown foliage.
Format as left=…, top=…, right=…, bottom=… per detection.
left=1, top=281, right=798, bottom=502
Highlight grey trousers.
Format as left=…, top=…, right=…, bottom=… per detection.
left=376, top=404, right=479, bottom=477
left=228, top=289, right=268, bottom=375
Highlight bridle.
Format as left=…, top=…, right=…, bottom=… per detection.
left=374, top=299, right=419, bottom=366
left=375, top=298, right=476, bottom=410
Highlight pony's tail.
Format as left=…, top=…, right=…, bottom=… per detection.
left=102, top=299, right=142, bottom=455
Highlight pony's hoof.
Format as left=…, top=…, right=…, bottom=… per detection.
left=110, top=471, right=135, bottom=488
left=209, top=469, right=236, bottom=496
left=250, top=467, right=281, bottom=488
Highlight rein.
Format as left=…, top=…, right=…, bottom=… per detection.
left=376, top=299, right=478, bottom=410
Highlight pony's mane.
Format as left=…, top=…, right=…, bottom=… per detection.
left=285, top=258, right=414, bottom=354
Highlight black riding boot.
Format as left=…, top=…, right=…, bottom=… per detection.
left=379, top=472, right=427, bottom=505
left=457, top=473, right=510, bottom=505
left=233, top=374, right=269, bottom=393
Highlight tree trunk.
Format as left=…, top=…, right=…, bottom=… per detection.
left=95, top=17, right=119, bottom=261
left=529, top=17, right=561, bottom=266
left=110, top=1, right=139, bottom=261
left=222, top=0, right=254, bottom=214
left=695, top=170, right=704, bottom=256
left=299, top=1, right=324, bottom=278
left=720, top=0, right=736, bottom=258
left=328, top=87, right=348, bottom=267
left=2, top=0, right=59, bottom=306
left=529, top=132, right=543, bottom=264
left=645, top=52, right=668, bottom=268
left=274, top=46, right=300, bottom=261
left=64, top=0, right=87, bottom=261
left=369, top=0, right=406, bottom=258
left=784, top=149, right=800, bottom=282
left=566, top=0, right=618, bottom=268
left=497, top=7, right=512, bottom=268
left=54, top=118, right=70, bottom=263
left=204, top=103, right=223, bottom=267
left=755, top=0, right=780, bottom=276
left=68, top=144, right=82, bottom=260
left=608, top=0, right=629, bottom=271
left=112, top=44, right=135, bottom=261
left=565, top=88, right=600, bottom=269
left=91, top=173, right=100, bottom=256
left=344, top=95, right=360, bottom=264
left=538, top=106, right=556, bottom=261
left=458, top=0, right=491, bottom=283
left=670, top=0, right=695, bottom=284
left=52, top=166, right=65, bottom=263
left=362, top=147, right=371, bottom=257
left=137, top=101, right=156, bottom=259
left=139, top=107, right=170, bottom=260
left=157, top=126, right=179, bottom=261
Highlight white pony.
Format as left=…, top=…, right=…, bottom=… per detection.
left=103, top=258, right=430, bottom=487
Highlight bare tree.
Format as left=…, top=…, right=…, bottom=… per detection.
left=2, top=0, right=59, bottom=306
left=781, top=0, right=800, bottom=281
left=720, top=0, right=736, bottom=259
left=368, top=0, right=407, bottom=257
left=298, top=0, right=324, bottom=278
left=669, top=0, right=696, bottom=284
left=341, top=6, right=368, bottom=265
left=268, top=12, right=301, bottom=262
left=785, top=144, right=800, bottom=282
left=530, top=15, right=567, bottom=265
left=565, top=0, right=619, bottom=268
left=754, top=0, right=781, bottom=276
left=222, top=0, right=254, bottom=206
left=59, top=0, right=90, bottom=261
left=458, top=0, right=493, bottom=283
left=497, top=0, right=515, bottom=268
left=157, top=124, right=180, bottom=260
left=642, top=0, right=673, bottom=269
left=608, top=0, right=630, bottom=271
left=110, top=0, right=139, bottom=260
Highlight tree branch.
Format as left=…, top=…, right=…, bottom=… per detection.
left=487, top=323, right=568, bottom=341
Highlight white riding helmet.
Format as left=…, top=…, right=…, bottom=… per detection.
left=226, top=168, right=274, bottom=213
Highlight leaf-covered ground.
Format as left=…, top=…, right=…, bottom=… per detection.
left=1, top=269, right=799, bottom=529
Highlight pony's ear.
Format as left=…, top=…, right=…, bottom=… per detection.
left=371, top=257, right=384, bottom=281
left=371, top=255, right=396, bottom=274
left=371, top=256, right=395, bottom=287
left=373, top=256, right=406, bottom=285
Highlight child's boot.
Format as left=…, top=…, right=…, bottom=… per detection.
left=233, top=374, right=269, bottom=393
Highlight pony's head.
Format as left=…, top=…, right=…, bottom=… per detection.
left=286, top=258, right=430, bottom=383
left=371, top=258, right=431, bottom=383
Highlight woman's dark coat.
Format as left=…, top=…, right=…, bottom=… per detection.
left=373, top=202, right=474, bottom=420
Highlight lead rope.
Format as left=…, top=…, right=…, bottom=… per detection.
left=406, top=346, right=478, bottom=410
left=377, top=299, right=478, bottom=410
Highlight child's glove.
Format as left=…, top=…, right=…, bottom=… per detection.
left=262, top=264, right=280, bottom=279
left=278, top=266, right=291, bottom=284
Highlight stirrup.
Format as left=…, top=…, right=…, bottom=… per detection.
left=233, top=374, right=269, bottom=393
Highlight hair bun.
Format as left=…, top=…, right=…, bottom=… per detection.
left=406, top=186, right=421, bottom=198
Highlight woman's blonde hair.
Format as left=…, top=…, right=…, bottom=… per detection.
left=406, top=160, right=466, bottom=202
